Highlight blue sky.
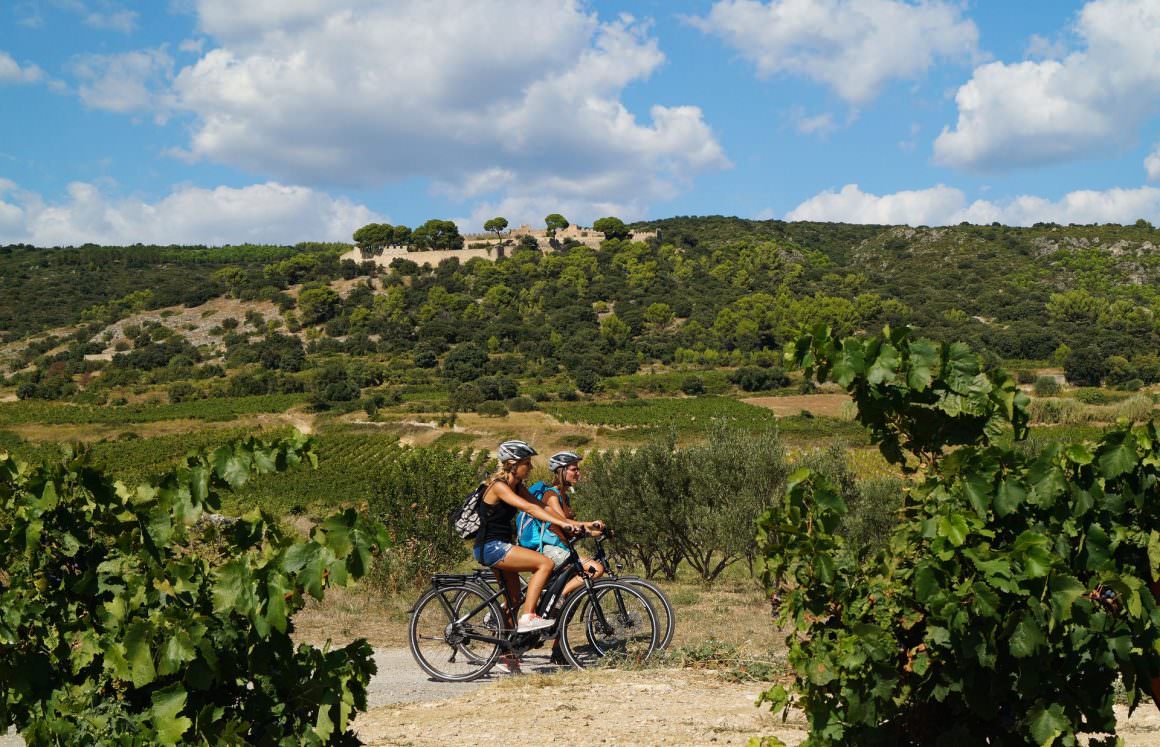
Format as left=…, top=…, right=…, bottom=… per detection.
left=3, top=0, right=1160, bottom=245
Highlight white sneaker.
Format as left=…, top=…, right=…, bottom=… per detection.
left=516, top=613, right=555, bottom=633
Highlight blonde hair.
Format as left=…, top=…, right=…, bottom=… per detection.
left=552, top=466, right=571, bottom=491
left=488, top=458, right=526, bottom=487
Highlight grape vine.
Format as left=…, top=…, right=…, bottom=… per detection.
left=759, top=325, right=1160, bottom=746
left=0, top=432, right=388, bottom=745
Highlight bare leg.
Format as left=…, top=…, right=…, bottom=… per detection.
left=493, top=546, right=555, bottom=617
left=561, top=558, right=604, bottom=599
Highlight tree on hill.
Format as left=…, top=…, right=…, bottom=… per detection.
left=411, top=219, right=464, bottom=251
left=483, top=216, right=508, bottom=242
left=545, top=213, right=569, bottom=238
left=483, top=217, right=508, bottom=257
left=352, top=223, right=395, bottom=256
left=593, top=216, right=629, bottom=241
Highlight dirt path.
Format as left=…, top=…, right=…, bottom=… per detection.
left=357, top=663, right=792, bottom=746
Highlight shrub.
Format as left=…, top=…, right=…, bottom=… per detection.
left=1032, top=375, right=1060, bottom=397
left=477, top=400, right=508, bottom=417
left=442, top=343, right=488, bottom=382
left=167, top=381, right=197, bottom=403
left=1073, top=387, right=1114, bottom=405
left=1015, top=369, right=1037, bottom=385
left=449, top=382, right=483, bottom=410
left=476, top=375, right=517, bottom=402
left=577, top=423, right=788, bottom=581
left=366, top=447, right=492, bottom=589
left=573, top=368, right=601, bottom=394
left=1064, top=347, right=1105, bottom=386
left=730, top=366, right=790, bottom=392
left=506, top=396, right=537, bottom=412
left=680, top=375, right=705, bottom=395
left=1118, top=378, right=1145, bottom=392
left=558, top=434, right=591, bottom=447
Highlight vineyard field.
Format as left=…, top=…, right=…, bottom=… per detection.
left=0, top=393, right=305, bottom=426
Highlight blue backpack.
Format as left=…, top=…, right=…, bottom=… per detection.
left=516, top=481, right=567, bottom=551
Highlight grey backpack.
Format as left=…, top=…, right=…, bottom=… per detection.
left=450, top=483, right=487, bottom=539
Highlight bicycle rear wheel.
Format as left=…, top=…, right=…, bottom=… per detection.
left=557, top=580, right=658, bottom=669
left=409, top=583, right=504, bottom=682
left=621, top=577, right=675, bottom=649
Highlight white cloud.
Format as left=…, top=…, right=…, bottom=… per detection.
left=0, top=178, right=380, bottom=246
left=687, top=0, right=979, bottom=104
left=1146, top=143, right=1160, bottom=182
left=84, top=8, right=137, bottom=33
left=158, top=0, right=727, bottom=228
left=1025, top=33, right=1068, bottom=60
left=935, top=0, right=1160, bottom=170
left=0, top=51, right=44, bottom=84
left=178, top=38, right=205, bottom=54
left=786, top=183, right=1160, bottom=226
left=16, top=1, right=136, bottom=32
left=786, top=184, right=966, bottom=225
left=788, top=106, right=837, bottom=137
left=71, top=47, right=174, bottom=114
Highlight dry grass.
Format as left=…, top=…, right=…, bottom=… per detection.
left=293, top=584, right=414, bottom=648
left=291, top=570, right=781, bottom=658
left=743, top=394, right=850, bottom=418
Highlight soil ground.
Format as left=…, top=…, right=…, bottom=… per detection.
left=355, top=660, right=1160, bottom=747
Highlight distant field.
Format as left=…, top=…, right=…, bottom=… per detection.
left=0, top=394, right=305, bottom=426
left=544, top=396, right=776, bottom=432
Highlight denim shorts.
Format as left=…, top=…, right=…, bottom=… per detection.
left=474, top=540, right=514, bottom=567
left=541, top=544, right=570, bottom=569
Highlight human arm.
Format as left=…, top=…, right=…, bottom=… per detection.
left=543, top=489, right=603, bottom=538
left=489, top=481, right=582, bottom=532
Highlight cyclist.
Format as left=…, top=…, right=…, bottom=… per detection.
left=521, top=450, right=607, bottom=664
left=474, top=440, right=594, bottom=641
left=528, top=451, right=606, bottom=592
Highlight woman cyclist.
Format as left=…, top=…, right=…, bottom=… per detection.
left=535, top=451, right=605, bottom=596
left=516, top=450, right=606, bottom=664
left=474, top=440, right=596, bottom=641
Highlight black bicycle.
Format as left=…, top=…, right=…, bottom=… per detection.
left=408, top=531, right=660, bottom=681
left=452, top=530, right=677, bottom=651
left=589, top=532, right=676, bottom=650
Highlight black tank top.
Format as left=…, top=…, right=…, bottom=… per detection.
left=474, top=486, right=518, bottom=548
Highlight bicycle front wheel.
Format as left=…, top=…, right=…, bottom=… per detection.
left=557, top=580, right=658, bottom=669
left=622, top=577, right=675, bottom=649
left=409, top=583, right=504, bottom=682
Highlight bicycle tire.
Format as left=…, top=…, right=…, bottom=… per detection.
left=409, top=583, right=504, bottom=682
left=620, top=577, right=675, bottom=650
left=557, top=580, right=659, bottom=669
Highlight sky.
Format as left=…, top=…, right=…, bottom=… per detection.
left=3, top=0, right=1160, bottom=246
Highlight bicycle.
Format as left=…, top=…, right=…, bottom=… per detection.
left=589, top=532, right=676, bottom=650
left=459, top=529, right=677, bottom=651
left=408, top=529, right=660, bottom=681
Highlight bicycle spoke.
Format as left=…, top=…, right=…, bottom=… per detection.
left=558, top=581, right=658, bottom=669
left=409, top=584, right=503, bottom=681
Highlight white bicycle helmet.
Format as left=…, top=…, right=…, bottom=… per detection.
left=497, top=439, right=537, bottom=462
left=548, top=451, right=582, bottom=472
